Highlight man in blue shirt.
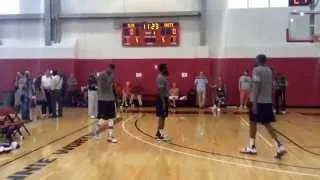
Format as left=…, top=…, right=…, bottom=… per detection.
left=194, top=72, right=208, bottom=108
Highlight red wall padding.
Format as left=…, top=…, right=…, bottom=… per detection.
left=0, top=58, right=319, bottom=106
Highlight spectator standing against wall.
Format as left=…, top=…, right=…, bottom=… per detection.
left=41, top=70, right=53, bottom=116
left=239, top=70, right=252, bottom=111
left=194, top=72, right=208, bottom=108
left=14, top=72, right=23, bottom=112
left=274, top=73, right=288, bottom=114
left=130, top=80, right=144, bottom=108
left=169, top=82, right=179, bottom=108
left=51, top=70, right=64, bottom=118
left=121, top=81, right=131, bottom=108
left=67, top=74, right=78, bottom=107
left=87, top=73, right=98, bottom=118
left=21, top=71, right=34, bottom=121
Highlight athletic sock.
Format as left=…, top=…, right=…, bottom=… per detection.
left=273, top=138, right=281, bottom=148
left=249, top=138, right=255, bottom=148
left=107, top=129, right=113, bottom=137
left=159, top=129, right=164, bottom=136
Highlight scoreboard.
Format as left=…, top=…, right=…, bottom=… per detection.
left=289, top=0, right=312, bottom=6
left=122, top=22, right=180, bottom=47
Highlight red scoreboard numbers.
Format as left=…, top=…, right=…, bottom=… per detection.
left=289, top=0, right=312, bottom=6
left=122, top=22, right=180, bottom=47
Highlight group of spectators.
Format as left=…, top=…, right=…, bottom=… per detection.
left=14, top=69, right=67, bottom=120
left=12, top=68, right=288, bottom=120
left=194, top=70, right=288, bottom=114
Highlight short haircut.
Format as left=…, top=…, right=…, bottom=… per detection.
left=158, top=64, right=167, bottom=72
left=109, top=64, right=116, bottom=70
left=256, top=54, right=267, bottom=64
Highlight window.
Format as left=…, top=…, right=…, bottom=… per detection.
left=228, top=0, right=248, bottom=9
left=270, top=0, right=288, bottom=7
left=228, top=0, right=288, bottom=9
left=248, top=0, right=268, bottom=8
left=0, top=0, right=20, bottom=14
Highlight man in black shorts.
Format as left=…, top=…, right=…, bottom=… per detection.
left=155, top=64, right=169, bottom=141
left=95, top=64, right=117, bottom=143
left=241, top=54, right=286, bottom=159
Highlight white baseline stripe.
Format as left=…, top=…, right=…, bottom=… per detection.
left=240, top=117, right=273, bottom=147
left=121, top=117, right=320, bottom=178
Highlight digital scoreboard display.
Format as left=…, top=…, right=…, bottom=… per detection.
left=122, top=22, right=180, bottom=47
left=289, top=0, right=312, bottom=6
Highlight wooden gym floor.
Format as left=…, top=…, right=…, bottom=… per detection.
left=0, top=108, right=320, bottom=180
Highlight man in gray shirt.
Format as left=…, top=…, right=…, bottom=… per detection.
left=155, top=64, right=169, bottom=141
left=241, top=54, right=286, bottom=159
left=95, top=64, right=117, bottom=143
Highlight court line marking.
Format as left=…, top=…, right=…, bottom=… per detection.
left=0, top=121, right=96, bottom=168
left=122, top=116, right=320, bottom=178
left=240, top=117, right=273, bottom=147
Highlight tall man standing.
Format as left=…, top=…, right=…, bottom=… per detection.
left=155, top=64, right=169, bottom=141
left=95, top=64, right=118, bottom=143
left=241, top=54, right=286, bottom=159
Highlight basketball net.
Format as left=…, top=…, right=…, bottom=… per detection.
left=312, top=34, right=320, bottom=42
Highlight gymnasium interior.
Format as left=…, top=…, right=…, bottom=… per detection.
left=0, top=0, right=319, bottom=179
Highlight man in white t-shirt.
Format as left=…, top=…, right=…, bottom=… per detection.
left=41, top=69, right=53, bottom=116
left=51, top=70, right=64, bottom=118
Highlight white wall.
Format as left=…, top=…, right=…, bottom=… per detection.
left=61, top=18, right=206, bottom=58
left=215, top=7, right=320, bottom=58
left=61, top=0, right=199, bottom=13
left=0, top=0, right=319, bottom=59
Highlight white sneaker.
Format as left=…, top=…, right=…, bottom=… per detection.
left=275, top=145, right=287, bottom=159
left=107, top=137, right=118, bottom=143
left=90, top=116, right=96, bottom=119
left=240, top=146, right=257, bottom=155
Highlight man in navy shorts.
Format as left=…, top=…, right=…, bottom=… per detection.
left=155, top=64, right=169, bottom=141
left=240, top=54, right=286, bottom=159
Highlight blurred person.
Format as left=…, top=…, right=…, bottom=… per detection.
left=194, top=72, right=208, bottom=108
left=95, top=65, right=118, bottom=143
left=169, top=82, right=179, bottom=108
left=67, top=73, right=78, bottom=107
left=155, top=64, right=170, bottom=141
left=87, top=73, right=98, bottom=118
left=51, top=70, right=64, bottom=118
left=239, top=70, right=252, bottom=111
left=129, top=80, right=144, bottom=108
left=240, top=54, right=286, bottom=159
left=14, top=72, right=24, bottom=111
left=21, top=71, right=34, bottom=121
left=121, top=81, right=131, bottom=108
left=210, top=75, right=227, bottom=113
left=41, top=69, right=53, bottom=116
left=274, top=73, right=288, bottom=115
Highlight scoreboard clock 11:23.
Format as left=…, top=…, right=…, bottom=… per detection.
left=122, top=22, right=180, bottom=47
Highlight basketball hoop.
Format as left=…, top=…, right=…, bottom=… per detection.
left=312, top=34, right=320, bottom=42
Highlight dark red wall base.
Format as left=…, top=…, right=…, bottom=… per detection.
left=1, top=58, right=319, bottom=106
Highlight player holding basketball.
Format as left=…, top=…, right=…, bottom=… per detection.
left=95, top=64, right=118, bottom=143
left=241, top=54, right=286, bottom=159
left=155, top=64, right=169, bottom=141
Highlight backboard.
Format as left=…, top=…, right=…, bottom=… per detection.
left=286, top=10, right=320, bottom=43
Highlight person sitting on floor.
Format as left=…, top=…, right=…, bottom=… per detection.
left=130, top=80, right=143, bottom=108
left=121, top=81, right=131, bottom=108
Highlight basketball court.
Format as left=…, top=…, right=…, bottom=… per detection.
left=0, top=0, right=320, bottom=179
left=0, top=108, right=319, bottom=179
